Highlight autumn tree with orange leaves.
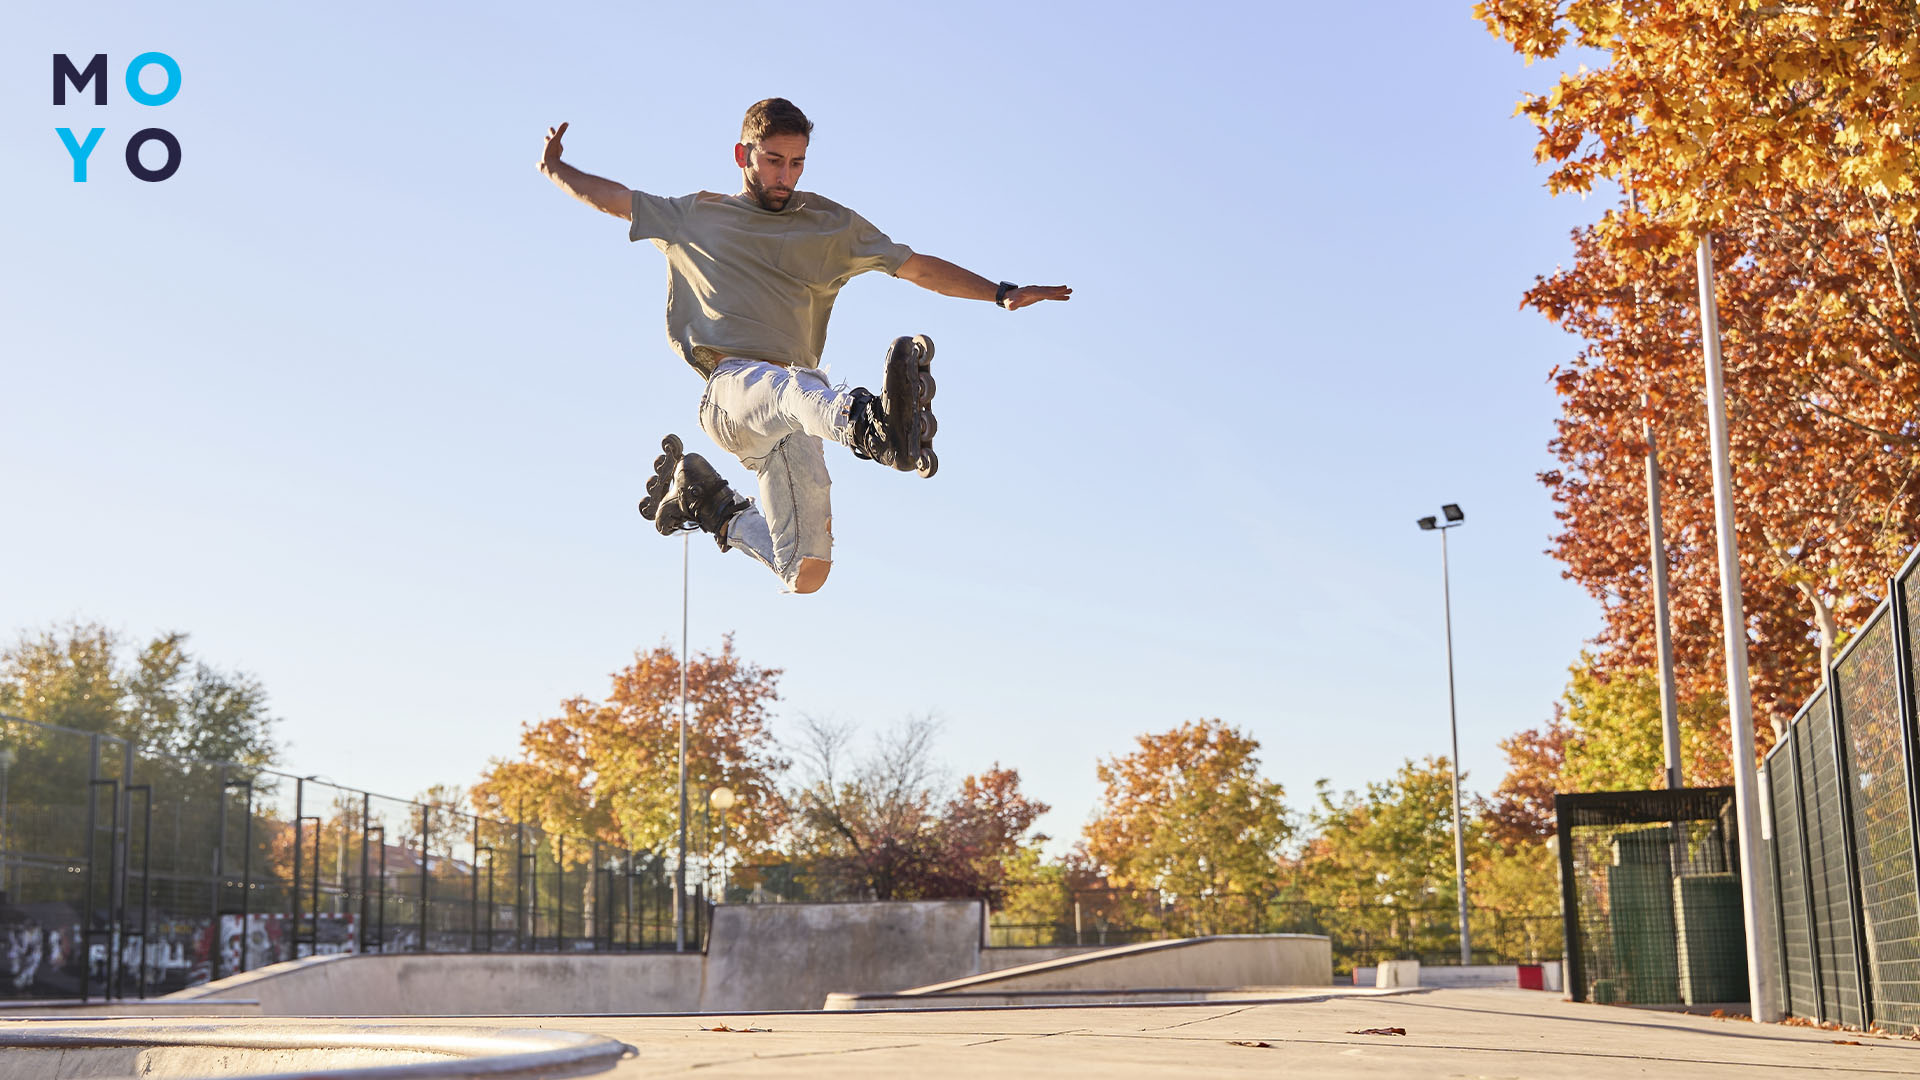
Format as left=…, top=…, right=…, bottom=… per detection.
left=1084, top=719, right=1291, bottom=936
left=470, top=636, right=788, bottom=862
left=1477, top=1, right=1920, bottom=761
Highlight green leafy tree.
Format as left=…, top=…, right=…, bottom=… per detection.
left=0, top=622, right=281, bottom=897
left=1560, top=658, right=1731, bottom=792
left=0, top=622, right=279, bottom=769
left=1469, top=839, right=1564, bottom=965
left=1295, top=757, right=1483, bottom=966
left=1489, top=656, right=1732, bottom=827
left=124, top=633, right=277, bottom=768
left=1083, top=719, right=1292, bottom=936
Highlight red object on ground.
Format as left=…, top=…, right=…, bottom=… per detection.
left=1517, top=964, right=1544, bottom=990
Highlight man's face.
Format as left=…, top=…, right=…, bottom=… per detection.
left=735, top=133, right=808, bottom=211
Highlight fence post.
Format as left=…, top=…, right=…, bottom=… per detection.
left=126, top=784, right=152, bottom=998
left=118, top=738, right=134, bottom=996
left=238, top=781, right=252, bottom=974
left=291, top=777, right=304, bottom=962
left=514, top=823, right=526, bottom=950
left=81, top=735, right=98, bottom=1004
left=1554, top=794, right=1582, bottom=1002
left=358, top=794, right=370, bottom=955
left=212, top=766, right=226, bottom=983
left=471, top=814, right=481, bottom=955
left=1892, top=558, right=1920, bottom=1007
left=418, top=804, right=430, bottom=953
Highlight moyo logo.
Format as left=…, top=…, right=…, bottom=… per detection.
left=54, top=52, right=182, bottom=182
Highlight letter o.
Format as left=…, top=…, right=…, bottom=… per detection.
left=125, top=51, right=181, bottom=106
left=126, top=128, right=181, bottom=182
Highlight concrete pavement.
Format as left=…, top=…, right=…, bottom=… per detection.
left=9, top=988, right=1913, bottom=1077
left=548, top=989, right=1917, bottom=1077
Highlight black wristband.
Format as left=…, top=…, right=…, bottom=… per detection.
left=995, top=281, right=1019, bottom=308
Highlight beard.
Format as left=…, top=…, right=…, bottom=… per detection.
left=745, top=173, right=793, bottom=211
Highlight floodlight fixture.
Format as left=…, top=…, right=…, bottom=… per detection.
left=1442, top=503, right=1465, bottom=522
left=1418, top=516, right=1438, bottom=531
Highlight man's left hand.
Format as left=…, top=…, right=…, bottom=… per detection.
left=1006, top=285, right=1073, bottom=311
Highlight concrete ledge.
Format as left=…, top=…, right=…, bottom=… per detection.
left=703, top=900, right=985, bottom=1012
left=1353, top=961, right=1564, bottom=991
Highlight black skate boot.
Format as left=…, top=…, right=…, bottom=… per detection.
left=636, top=434, right=751, bottom=549
left=847, top=334, right=938, bottom=477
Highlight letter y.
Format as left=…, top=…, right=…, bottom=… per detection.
left=57, top=127, right=105, bottom=182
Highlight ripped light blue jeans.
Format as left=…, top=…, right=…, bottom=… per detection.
left=698, top=358, right=856, bottom=589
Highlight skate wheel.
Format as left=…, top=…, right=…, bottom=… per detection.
left=913, top=334, right=935, bottom=364
left=919, top=412, right=938, bottom=441
left=919, top=372, right=936, bottom=400
left=637, top=496, right=657, bottom=520
left=662, top=434, right=683, bottom=455
left=917, top=449, right=938, bottom=478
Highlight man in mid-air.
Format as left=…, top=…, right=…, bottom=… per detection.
left=539, top=98, right=1070, bottom=593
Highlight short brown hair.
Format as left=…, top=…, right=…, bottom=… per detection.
left=740, top=98, right=813, bottom=147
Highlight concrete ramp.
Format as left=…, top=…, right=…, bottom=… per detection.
left=825, top=934, right=1332, bottom=1009
left=167, top=952, right=705, bottom=1015
left=700, top=900, right=984, bottom=1011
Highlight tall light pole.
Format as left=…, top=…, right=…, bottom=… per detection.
left=1695, top=234, right=1779, bottom=1020
left=1643, top=401, right=1683, bottom=790
left=1418, top=504, right=1472, bottom=965
left=675, top=532, right=690, bottom=952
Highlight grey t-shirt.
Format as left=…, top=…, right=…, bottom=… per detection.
left=629, top=189, right=913, bottom=378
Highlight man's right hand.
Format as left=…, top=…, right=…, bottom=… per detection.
left=540, top=122, right=569, bottom=174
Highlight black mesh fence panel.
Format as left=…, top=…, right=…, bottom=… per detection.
left=1800, top=692, right=1867, bottom=1027
left=1557, top=788, right=1747, bottom=1006
left=1835, top=608, right=1920, bottom=1032
left=0, top=723, right=109, bottom=998
left=1768, top=738, right=1818, bottom=1018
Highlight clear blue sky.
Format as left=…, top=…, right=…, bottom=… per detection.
left=3, top=3, right=1609, bottom=843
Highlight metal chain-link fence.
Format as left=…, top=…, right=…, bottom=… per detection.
left=0, top=717, right=709, bottom=1002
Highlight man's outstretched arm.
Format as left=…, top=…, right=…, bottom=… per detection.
left=897, top=254, right=1071, bottom=311
left=538, top=122, right=633, bottom=220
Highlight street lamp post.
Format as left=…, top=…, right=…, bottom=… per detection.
left=676, top=532, right=690, bottom=953
left=1695, top=234, right=1779, bottom=1020
left=1417, top=504, right=1472, bottom=965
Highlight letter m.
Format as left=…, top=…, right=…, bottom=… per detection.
left=54, top=54, right=107, bottom=105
